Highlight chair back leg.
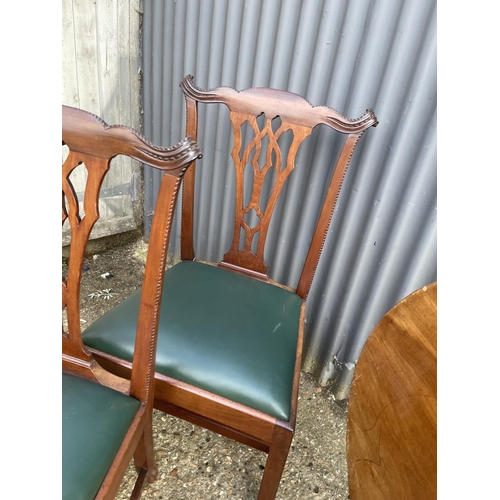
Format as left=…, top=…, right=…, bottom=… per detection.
left=133, top=412, right=158, bottom=483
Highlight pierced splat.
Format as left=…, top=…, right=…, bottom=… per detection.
left=62, top=148, right=110, bottom=364
left=62, top=154, right=89, bottom=227
left=223, top=112, right=312, bottom=275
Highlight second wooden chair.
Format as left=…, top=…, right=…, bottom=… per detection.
left=62, top=105, right=201, bottom=499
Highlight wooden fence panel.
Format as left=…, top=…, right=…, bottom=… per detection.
left=62, top=0, right=142, bottom=245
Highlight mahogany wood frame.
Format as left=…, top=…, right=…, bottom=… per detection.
left=89, top=76, right=378, bottom=500
left=62, top=105, right=201, bottom=500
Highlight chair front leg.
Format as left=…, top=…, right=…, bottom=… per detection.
left=257, top=422, right=294, bottom=500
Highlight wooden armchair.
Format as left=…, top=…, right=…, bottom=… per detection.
left=62, top=105, right=201, bottom=499
left=82, top=76, right=378, bottom=499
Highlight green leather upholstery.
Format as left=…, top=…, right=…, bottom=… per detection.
left=62, top=373, right=140, bottom=500
left=83, top=260, right=302, bottom=421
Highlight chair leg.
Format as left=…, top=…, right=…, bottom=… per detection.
left=134, top=415, right=158, bottom=483
left=257, top=423, right=293, bottom=500
left=129, top=467, right=148, bottom=500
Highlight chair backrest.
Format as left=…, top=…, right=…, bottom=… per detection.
left=62, top=105, right=201, bottom=401
left=179, top=75, right=378, bottom=299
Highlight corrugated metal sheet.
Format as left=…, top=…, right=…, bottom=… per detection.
left=142, top=0, right=437, bottom=398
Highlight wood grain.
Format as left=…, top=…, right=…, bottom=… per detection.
left=347, top=282, right=437, bottom=500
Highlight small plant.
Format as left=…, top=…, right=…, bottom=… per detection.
left=88, top=289, right=118, bottom=300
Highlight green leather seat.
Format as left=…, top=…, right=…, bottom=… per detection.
left=62, top=373, right=141, bottom=500
left=83, top=260, right=302, bottom=421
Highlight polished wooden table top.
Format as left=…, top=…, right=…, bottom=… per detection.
left=347, top=282, right=437, bottom=500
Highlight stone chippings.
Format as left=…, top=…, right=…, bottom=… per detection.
left=116, top=373, right=349, bottom=500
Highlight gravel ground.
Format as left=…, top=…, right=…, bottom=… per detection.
left=70, top=237, right=350, bottom=500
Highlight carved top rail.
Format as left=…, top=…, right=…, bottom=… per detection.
left=180, top=75, right=377, bottom=133
left=63, top=105, right=201, bottom=174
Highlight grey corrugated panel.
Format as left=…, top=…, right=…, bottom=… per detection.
left=142, top=0, right=437, bottom=397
